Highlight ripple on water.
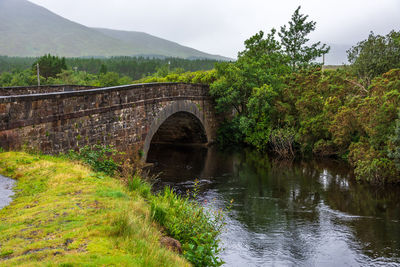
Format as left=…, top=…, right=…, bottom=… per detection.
left=148, top=145, right=400, bottom=266
left=0, top=175, right=15, bottom=210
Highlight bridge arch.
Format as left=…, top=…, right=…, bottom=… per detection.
left=0, top=83, right=220, bottom=158
left=143, top=100, right=209, bottom=161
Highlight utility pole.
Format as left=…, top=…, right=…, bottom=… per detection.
left=36, top=63, right=40, bottom=86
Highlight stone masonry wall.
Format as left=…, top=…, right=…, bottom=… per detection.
left=0, top=85, right=98, bottom=96
left=0, top=83, right=219, bottom=160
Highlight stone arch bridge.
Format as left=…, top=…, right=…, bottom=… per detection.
left=0, top=83, right=220, bottom=161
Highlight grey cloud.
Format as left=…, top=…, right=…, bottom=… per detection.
left=29, top=0, right=400, bottom=63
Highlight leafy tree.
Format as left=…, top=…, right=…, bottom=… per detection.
left=32, top=54, right=67, bottom=78
left=279, top=6, right=330, bottom=70
left=211, top=29, right=290, bottom=147
left=211, top=30, right=288, bottom=115
left=240, top=84, right=279, bottom=151
left=347, top=30, right=400, bottom=86
left=118, top=75, right=132, bottom=85
left=9, top=69, right=38, bottom=86
left=98, top=72, right=121, bottom=87
left=211, top=7, right=331, bottom=150
left=0, top=72, right=13, bottom=86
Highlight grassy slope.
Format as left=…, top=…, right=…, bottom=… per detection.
left=0, top=152, right=189, bottom=266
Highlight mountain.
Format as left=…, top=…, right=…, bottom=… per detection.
left=93, top=28, right=229, bottom=60
left=0, top=0, right=230, bottom=60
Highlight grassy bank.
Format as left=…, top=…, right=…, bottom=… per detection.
left=0, top=151, right=192, bottom=266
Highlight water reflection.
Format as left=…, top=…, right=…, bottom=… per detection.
left=147, top=145, right=400, bottom=266
left=0, top=175, right=15, bottom=210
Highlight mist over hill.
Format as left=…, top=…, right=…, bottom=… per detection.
left=0, top=0, right=230, bottom=60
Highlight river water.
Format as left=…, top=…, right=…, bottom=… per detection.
left=147, top=144, right=400, bottom=267
left=0, top=174, right=15, bottom=210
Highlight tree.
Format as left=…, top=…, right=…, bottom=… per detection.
left=347, top=30, right=400, bottom=86
left=32, top=54, right=67, bottom=79
left=99, top=64, right=108, bottom=74
left=210, top=29, right=290, bottom=147
left=0, top=71, right=13, bottom=86
left=279, top=6, right=330, bottom=70
left=99, top=72, right=120, bottom=87
left=211, top=29, right=289, bottom=115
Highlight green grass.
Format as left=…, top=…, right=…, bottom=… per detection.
left=0, top=152, right=189, bottom=266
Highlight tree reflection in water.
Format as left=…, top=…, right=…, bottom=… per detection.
left=148, top=145, right=400, bottom=265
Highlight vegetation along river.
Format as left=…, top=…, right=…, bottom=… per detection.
left=147, top=144, right=400, bottom=266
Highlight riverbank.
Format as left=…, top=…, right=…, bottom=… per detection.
left=0, top=151, right=191, bottom=266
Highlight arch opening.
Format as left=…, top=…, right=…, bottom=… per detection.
left=150, top=111, right=207, bottom=145
left=145, top=111, right=208, bottom=163
left=142, top=101, right=209, bottom=162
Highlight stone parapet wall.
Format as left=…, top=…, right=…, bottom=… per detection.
left=0, top=85, right=98, bottom=96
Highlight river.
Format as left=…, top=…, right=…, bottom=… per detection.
left=0, top=174, right=15, bottom=210
left=147, top=144, right=400, bottom=267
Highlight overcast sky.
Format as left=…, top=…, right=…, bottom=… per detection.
left=29, top=0, right=400, bottom=61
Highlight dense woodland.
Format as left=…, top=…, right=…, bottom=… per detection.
left=0, top=56, right=217, bottom=86
left=138, top=7, right=400, bottom=184
left=1, top=7, right=399, bottom=184
left=207, top=8, right=400, bottom=184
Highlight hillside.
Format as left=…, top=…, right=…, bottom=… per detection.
left=0, top=0, right=229, bottom=60
left=94, top=28, right=229, bottom=60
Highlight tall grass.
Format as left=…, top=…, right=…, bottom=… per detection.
left=125, top=175, right=227, bottom=266
left=67, top=144, right=227, bottom=266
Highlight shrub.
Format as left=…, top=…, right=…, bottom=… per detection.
left=216, top=118, right=245, bottom=148
left=354, top=157, right=398, bottom=184
left=388, top=111, right=400, bottom=171
left=67, top=145, right=120, bottom=176
left=150, top=186, right=226, bottom=267
left=349, top=139, right=400, bottom=183
left=269, top=127, right=296, bottom=158
left=312, top=139, right=337, bottom=157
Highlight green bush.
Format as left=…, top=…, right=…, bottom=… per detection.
left=388, top=111, right=400, bottom=170
left=216, top=118, right=245, bottom=148
left=67, top=145, right=120, bottom=176
left=312, top=139, right=337, bottom=157
left=354, top=157, right=398, bottom=184
left=269, top=127, right=296, bottom=157
left=150, top=186, right=226, bottom=267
